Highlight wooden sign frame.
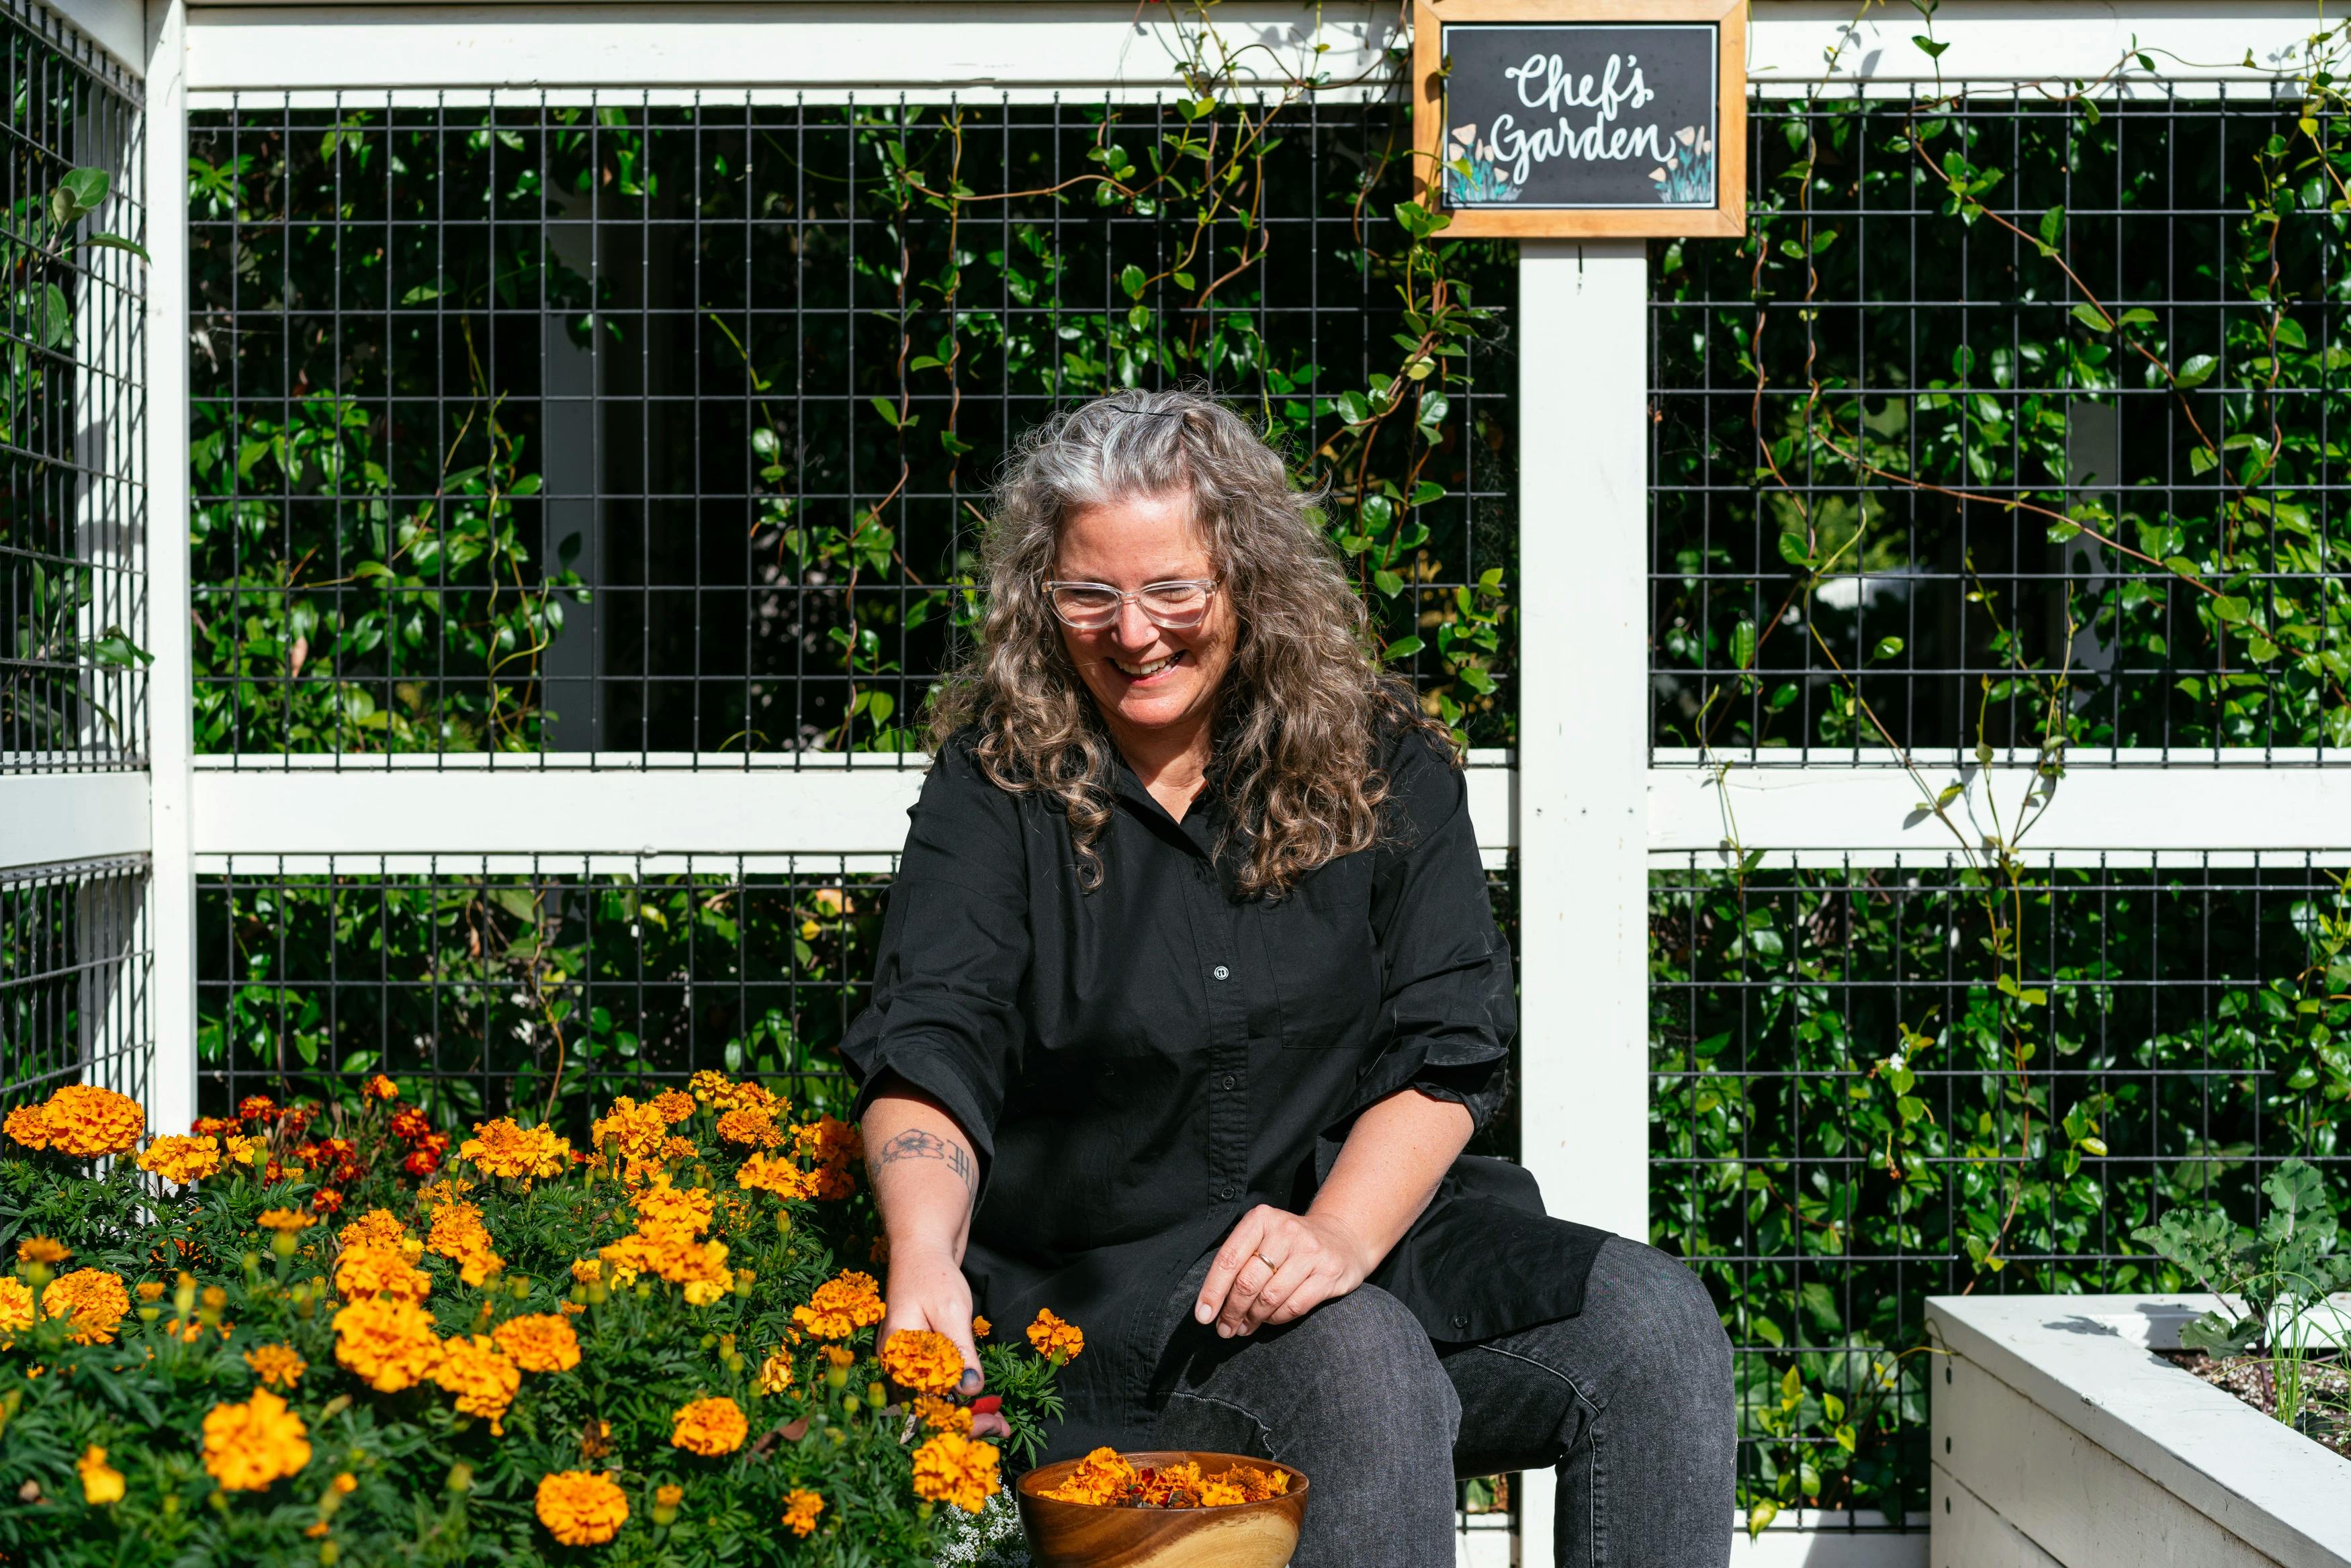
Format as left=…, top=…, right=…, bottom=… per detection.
left=1412, top=0, right=1746, bottom=238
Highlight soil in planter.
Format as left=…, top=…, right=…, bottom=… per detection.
left=2158, top=1350, right=2351, bottom=1459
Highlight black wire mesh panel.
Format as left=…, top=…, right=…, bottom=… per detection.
left=0, top=856, right=152, bottom=1103
left=0, top=0, right=145, bottom=773
left=1653, top=86, right=2350, bottom=763
left=186, top=92, right=1517, bottom=766
left=197, top=852, right=1525, bottom=1134
left=1650, top=850, right=2351, bottom=1524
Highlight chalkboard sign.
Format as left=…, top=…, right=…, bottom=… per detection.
left=1414, top=0, right=1746, bottom=238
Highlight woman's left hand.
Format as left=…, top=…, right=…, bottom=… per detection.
left=1194, top=1205, right=1376, bottom=1338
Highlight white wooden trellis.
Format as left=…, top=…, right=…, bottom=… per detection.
left=4, top=3, right=2348, bottom=1563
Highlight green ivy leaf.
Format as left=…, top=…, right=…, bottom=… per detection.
left=2174, top=354, right=2218, bottom=389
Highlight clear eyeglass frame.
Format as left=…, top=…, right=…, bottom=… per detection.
left=1043, top=578, right=1220, bottom=630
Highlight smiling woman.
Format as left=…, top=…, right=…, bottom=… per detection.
left=846, top=389, right=1734, bottom=1568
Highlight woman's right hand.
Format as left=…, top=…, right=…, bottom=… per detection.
left=881, top=1240, right=1009, bottom=1436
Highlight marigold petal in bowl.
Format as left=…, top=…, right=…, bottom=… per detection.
left=1015, top=1450, right=1308, bottom=1568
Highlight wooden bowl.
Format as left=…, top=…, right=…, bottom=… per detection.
left=1014, top=1450, right=1310, bottom=1568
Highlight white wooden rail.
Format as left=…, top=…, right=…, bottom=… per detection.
left=15, top=3, right=2350, bottom=1563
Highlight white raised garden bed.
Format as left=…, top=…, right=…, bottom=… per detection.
left=1928, top=1294, right=2351, bottom=1568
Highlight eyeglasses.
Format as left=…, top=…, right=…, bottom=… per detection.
left=1043, top=579, right=1220, bottom=631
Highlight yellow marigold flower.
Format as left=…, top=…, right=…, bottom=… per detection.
left=34, top=1086, right=145, bottom=1158
left=690, top=1070, right=785, bottom=1116
left=243, top=1344, right=307, bottom=1389
left=335, top=1242, right=432, bottom=1303
left=754, top=1352, right=794, bottom=1395
left=332, top=1296, right=442, bottom=1392
left=791, top=1115, right=862, bottom=1199
left=135, top=1134, right=222, bottom=1186
left=654, top=1483, right=684, bottom=1508
left=3, top=1103, right=52, bottom=1151
left=202, top=1388, right=312, bottom=1492
left=0, top=1277, right=36, bottom=1344
left=433, top=1334, right=521, bottom=1433
left=911, top=1430, right=1002, bottom=1514
left=632, top=1177, right=715, bottom=1238
left=331, top=1471, right=357, bottom=1495
left=782, top=1487, right=825, bottom=1537
left=336, top=1208, right=409, bottom=1252
left=821, top=1344, right=855, bottom=1370
left=649, top=1089, right=696, bottom=1125
left=792, top=1270, right=885, bottom=1341
left=223, top=1132, right=267, bottom=1168
left=77, top=1444, right=125, bottom=1506
left=687, top=1068, right=731, bottom=1105
left=535, top=1470, right=628, bottom=1547
left=42, top=1269, right=130, bottom=1344
left=973, top=1315, right=991, bottom=1338
left=880, top=1329, right=965, bottom=1395
left=458, top=1117, right=574, bottom=1180
left=913, top=1395, right=972, bottom=1434
left=715, top=1107, right=785, bottom=1150
left=15, top=1236, right=69, bottom=1265
left=136, top=1281, right=165, bottom=1302
left=492, top=1312, right=582, bottom=1373
left=589, top=1096, right=670, bottom=1163
left=256, top=1208, right=316, bottom=1234
left=736, top=1152, right=818, bottom=1200
left=363, top=1074, right=400, bottom=1101
left=670, top=1395, right=748, bottom=1457
left=424, top=1202, right=502, bottom=1279
left=1026, top=1308, right=1084, bottom=1363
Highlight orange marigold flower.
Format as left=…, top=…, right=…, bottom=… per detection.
left=715, top=1107, right=785, bottom=1150
left=654, top=1483, right=684, bottom=1510
left=312, top=1187, right=347, bottom=1215
left=736, top=1152, right=818, bottom=1199
left=388, top=1107, right=433, bottom=1142
left=691, top=1070, right=784, bottom=1116
left=189, top=1115, right=238, bottom=1138
left=1026, top=1308, right=1084, bottom=1363
left=0, top=1277, right=32, bottom=1344
left=492, top=1312, right=581, bottom=1373
left=256, top=1207, right=317, bottom=1234
left=42, top=1269, right=129, bottom=1344
left=222, top=1132, right=267, bottom=1168
left=236, top=1095, right=278, bottom=1125
left=570, top=1258, right=603, bottom=1285
left=335, top=1242, right=432, bottom=1303
left=458, top=1117, right=574, bottom=1181
left=363, top=1074, right=400, bottom=1101
left=670, top=1395, right=748, bottom=1457
left=821, top=1344, right=855, bottom=1371
left=336, top=1208, right=409, bottom=1251
left=792, top=1271, right=885, bottom=1341
left=535, top=1470, right=628, bottom=1547
left=15, top=1236, right=69, bottom=1265
left=782, top=1487, right=825, bottom=1537
left=590, top=1096, right=670, bottom=1163
left=11, top=1086, right=144, bottom=1159
left=632, top=1177, right=715, bottom=1238
left=202, top=1388, right=310, bottom=1492
left=3, top=1103, right=52, bottom=1150
left=649, top=1089, right=696, bottom=1125
left=245, top=1343, right=306, bottom=1388
left=972, top=1315, right=991, bottom=1338
left=134, top=1133, right=221, bottom=1185
left=433, top=1333, right=521, bottom=1432
left=1041, top=1447, right=1136, bottom=1506
left=879, top=1329, right=965, bottom=1395
left=912, top=1395, right=972, bottom=1434
left=77, top=1444, right=124, bottom=1506
left=425, top=1202, right=496, bottom=1263
left=754, top=1351, right=795, bottom=1395
left=332, top=1296, right=442, bottom=1392
left=911, top=1430, right=1002, bottom=1514
left=135, top=1280, right=165, bottom=1302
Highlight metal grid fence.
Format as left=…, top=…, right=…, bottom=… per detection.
left=187, top=93, right=1515, bottom=764
left=0, top=0, right=146, bottom=772
left=1650, top=850, right=2351, bottom=1520
left=0, top=855, right=152, bottom=1105
left=1652, top=86, right=2350, bottom=764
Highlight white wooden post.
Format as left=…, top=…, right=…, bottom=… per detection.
left=144, top=0, right=196, bottom=1142
left=1514, top=236, right=1652, bottom=1565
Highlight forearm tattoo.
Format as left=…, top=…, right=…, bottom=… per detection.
left=873, top=1128, right=976, bottom=1193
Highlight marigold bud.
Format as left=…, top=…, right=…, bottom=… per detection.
left=445, top=1463, right=474, bottom=1493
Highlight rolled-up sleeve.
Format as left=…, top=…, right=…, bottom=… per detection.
left=1368, top=731, right=1515, bottom=1129
left=839, top=742, right=1033, bottom=1166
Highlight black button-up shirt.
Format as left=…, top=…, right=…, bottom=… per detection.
left=842, top=726, right=1605, bottom=1457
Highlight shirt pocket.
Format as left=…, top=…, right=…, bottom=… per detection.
left=1257, top=857, right=1380, bottom=1050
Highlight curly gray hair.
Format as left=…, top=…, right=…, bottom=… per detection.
left=928, top=387, right=1450, bottom=896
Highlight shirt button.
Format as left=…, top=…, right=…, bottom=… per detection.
left=1219, top=1185, right=1237, bottom=1201
left=1221, top=1074, right=1237, bottom=1091
left=1452, top=1313, right=1471, bottom=1332
left=1212, top=965, right=1230, bottom=981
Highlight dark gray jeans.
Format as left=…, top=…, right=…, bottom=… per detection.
left=1148, top=1236, right=1734, bottom=1567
